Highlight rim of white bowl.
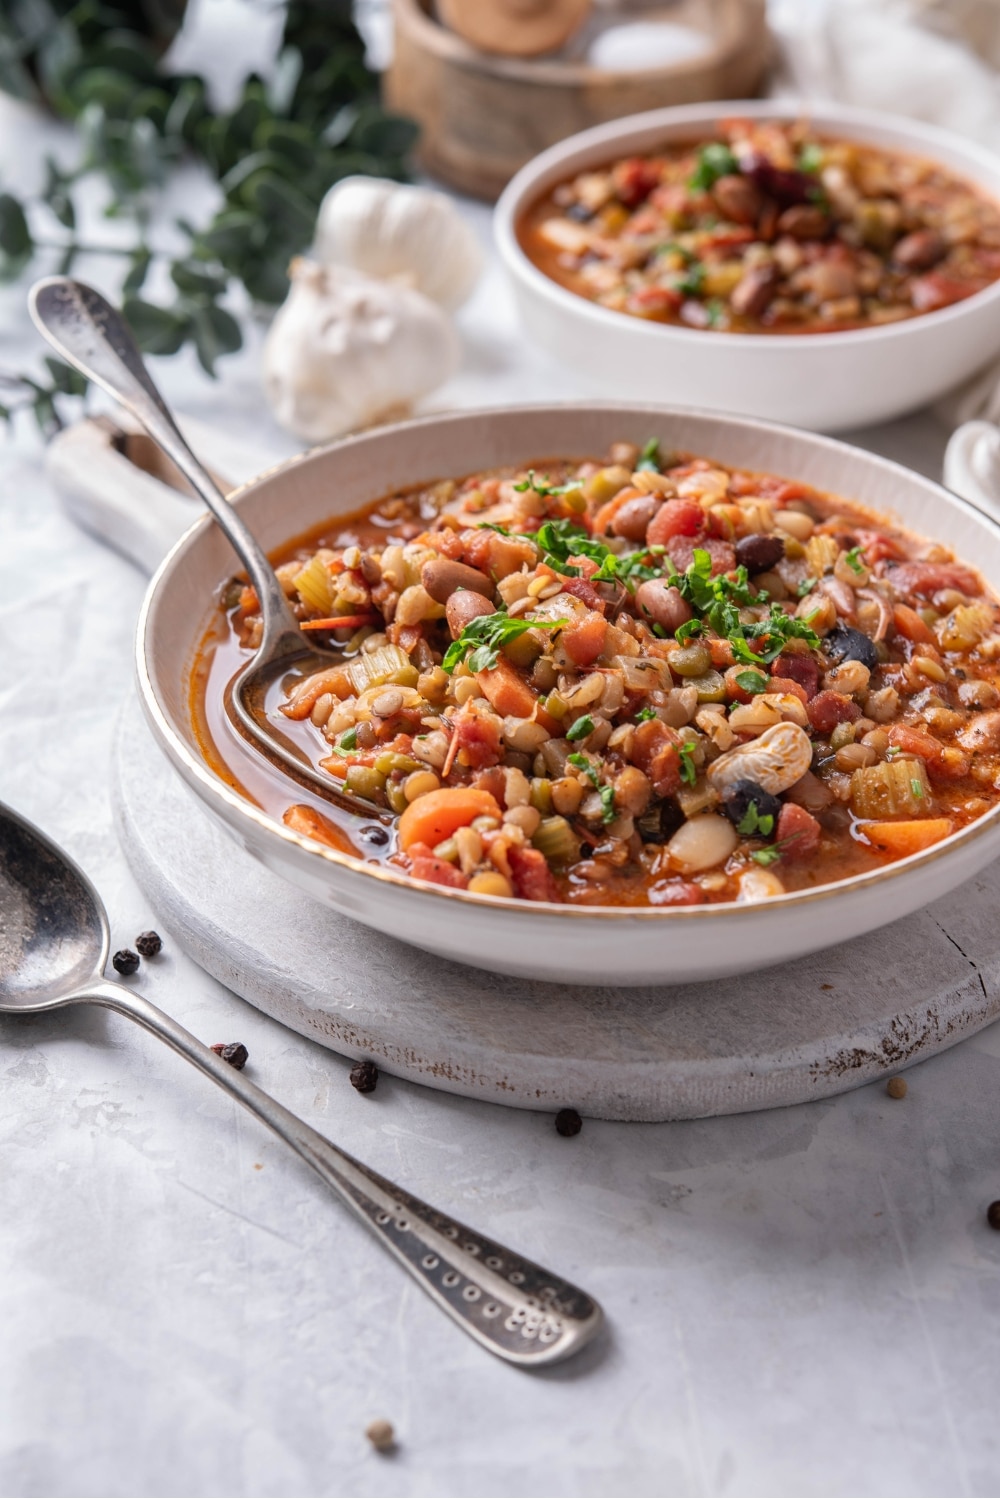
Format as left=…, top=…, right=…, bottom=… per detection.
left=494, top=99, right=1000, bottom=351
left=137, top=399, right=1000, bottom=924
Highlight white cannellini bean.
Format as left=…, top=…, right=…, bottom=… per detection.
left=707, top=722, right=813, bottom=797
left=667, top=815, right=738, bottom=875
left=737, top=867, right=786, bottom=902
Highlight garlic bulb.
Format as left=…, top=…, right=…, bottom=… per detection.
left=314, top=176, right=483, bottom=312
left=262, top=259, right=460, bottom=444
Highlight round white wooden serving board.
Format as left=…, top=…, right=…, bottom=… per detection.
left=113, top=691, right=1000, bottom=1121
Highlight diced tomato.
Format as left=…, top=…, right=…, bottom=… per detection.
left=646, top=499, right=705, bottom=546
left=885, top=561, right=982, bottom=597
left=648, top=879, right=706, bottom=907
left=910, top=273, right=980, bottom=313
left=631, top=719, right=682, bottom=796
left=772, top=653, right=820, bottom=699
left=853, top=529, right=905, bottom=564
left=707, top=637, right=736, bottom=669
left=892, top=603, right=936, bottom=644
left=665, top=535, right=736, bottom=577
left=727, top=475, right=814, bottom=503
left=560, top=576, right=607, bottom=613
left=807, top=690, right=860, bottom=734
left=405, top=843, right=469, bottom=890
left=767, top=676, right=809, bottom=706
left=508, top=845, right=562, bottom=903
left=887, top=724, right=969, bottom=781
left=453, top=702, right=503, bottom=768
left=626, top=285, right=684, bottom=318
left=775, top=802, right=821, bottom=861
left=562, top=611, right=608, bottom=666
left=612, top=157, right=662, bottom=208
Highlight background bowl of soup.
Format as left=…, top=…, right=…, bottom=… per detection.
left=494, top=102, right=1000, bottom=432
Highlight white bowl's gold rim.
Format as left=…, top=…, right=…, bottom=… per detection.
left=494, top=98, right=1000, bottom=352
left=135, top=399, right=1000, bottom=924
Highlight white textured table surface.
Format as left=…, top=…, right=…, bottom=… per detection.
left=2, top=76, right=1000, bottom=1500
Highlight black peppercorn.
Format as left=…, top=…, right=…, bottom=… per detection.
left=135, top=930, right=162, bottom=958
left=350, top=1059, right=379, bottom=1094
left=112, top=949, right=140, bottom=976
left=211, top=1042, right=248, bottom=1070
left=987, top=1200, right=1000, bottom=1231
left=555, top=1108, right=582, bottom=1137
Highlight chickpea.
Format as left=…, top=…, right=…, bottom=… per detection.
left=551, top=777, right=585, bottom=816
left=613, top=766, right=652, bottom=818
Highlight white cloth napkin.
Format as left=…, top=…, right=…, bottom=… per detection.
left=768, top=0, right=1000, bottom=510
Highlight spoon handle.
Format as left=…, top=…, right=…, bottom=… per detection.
left=78, top=980, right=602, bottom=1367
left=28, top=277, right=299, bottom=659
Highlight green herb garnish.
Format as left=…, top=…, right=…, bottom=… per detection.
left=635, top=706, right=658, bottom=723
left=705, top=298, right=726, bottom=328
left=689, top=142, right=739, bottom=192
left=513, top=469, right=579, bottom=498
left=328, top=725, right=359, bottom=758
left=673, top=260, right=705, bottom=297
left=735, top=669, right=768, bottom=695
left=797, top=142, right=824, bottom=174
left=797, top=577, right=818, bottom=597
left=636, top=437, right=662, bottom=473
left=600, top=784, right=617, bottom=824
left=442, top=608, right=565, bottom=674
left=911, top=778, right=925, bottom=799
left=567, top=752, right=616, bottom=823
left=667, top=549, right=821, bottom=665
left=566, top=714, right=595, bottom=742
left=844, top=545, right=865, bottom=575
left=678, top=740, right=698, bottom=787
left=737, top=802, right=775, bottom=838
left=675, top=618, right=704, bottom=645
left=750, top=843, right=783, bottom=867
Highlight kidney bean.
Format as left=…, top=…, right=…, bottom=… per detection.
left=730, top=263, right=781, bottom=319
left=776, top=204, right=829, bottom=240
left=446, top=590, right=494, bottom=638
left=634, top=580, right=692, bottom=633
left=611, top=493, right=661, bottom=542
left=741, top=153, right=816, bottom=206
left=892, top=229, right=947, bottom=271
left=735, top=532, right=785, bottom=573
left=422, top=557, right=493, bottom=604
left=711, top=174, right=762, bottom=226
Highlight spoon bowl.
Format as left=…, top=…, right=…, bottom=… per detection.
left=28, top=277, right=385, bottom=821
left=0, top=804, right=106, bottom=1010
left=0, top=796, right=602, bottom=1365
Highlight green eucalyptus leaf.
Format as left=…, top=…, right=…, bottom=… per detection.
left=169, top=257, right=227, bottom=296
left=0, top=193, right=32, bottom=281
left=123, top=296, right=188, bottom=356
left=253, top=118, right=316, bottom=173
left=243, top=171, right=315, bottom=240
left=240, top=255, right=290, bottom=306
left=122, top=246, right=151, bottom=294
left=44, top=356, right=87, bottom=396
left=267, top=47, right=302, bottom=117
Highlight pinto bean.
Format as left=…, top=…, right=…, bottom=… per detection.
left=957, top=710, right=1000, bottom=752
left=710, top=174, right=762, bottom=225
left=730, top=263, right=780, bottom=319
left=422, top=557, right=493, bottom=605
left=611, top=494, right=661, bottom=542
left=446, top=590, right=495, bottom=638
left=892, top=229, right=947, bottom=271
left=776, top=204, right=829, bottom=240
left=634, top=580, right=693, bottom=633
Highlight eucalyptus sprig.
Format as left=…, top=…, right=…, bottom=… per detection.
left=0, top=0, right=418, bottom=430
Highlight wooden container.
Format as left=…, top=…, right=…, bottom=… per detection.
left=384, top=0, right=771, bottom=201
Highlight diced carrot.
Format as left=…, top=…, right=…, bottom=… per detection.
left=593, top=487, right=644, bottom=536
left=892, top=603, right=935, bottom=645
left=282, top=804, right=355, bottom=854
left=476, top=658, right=560, bottom=731
left=404, top=843, right=469, bottom=890
left=300, top=613, right=378, bottom=631
left=398, top=787, right=501, bottom=852
left=856, top=818, right=954, bottom=856
left=886, top=724, right=970, bottom=782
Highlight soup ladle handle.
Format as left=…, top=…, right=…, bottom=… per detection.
left=67, top=979, right=603, bottom=1368
left=28, top=276, right=300, bottom=659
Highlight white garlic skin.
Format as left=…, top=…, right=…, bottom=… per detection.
left=315, top=176, right=483, bottom=312
left=262, top=259, right=460, bottom=444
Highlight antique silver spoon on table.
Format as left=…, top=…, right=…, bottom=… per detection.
left=29, top=275, right=374, bottom=816
left=0, top=799, right=602, bottom=1365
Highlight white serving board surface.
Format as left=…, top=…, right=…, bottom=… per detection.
left=113, top=691, right=1000, bottom=1121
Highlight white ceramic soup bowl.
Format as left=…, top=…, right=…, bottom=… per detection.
left=137, top=403, right=1000, bottom=986
left=495, top=102, right=1000, bottom=433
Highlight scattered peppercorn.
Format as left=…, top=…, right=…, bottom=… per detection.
left=987, top=1200, right=1000, bottom=1231
left=555, top=1108, right=582, bottom=1137
left=211, top=1042, right=249, bottom=1070
left=886, top=1076, right=907, bottom=1099
left=350, top=1059, right=379, bottom=1094
left=365, top=1419, right=395, bottom=1452
left=112, top=949, right=140, bottom=976
left=135, top=930, right=162, bottom=958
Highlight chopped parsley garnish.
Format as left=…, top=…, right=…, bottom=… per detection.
left=673, top=259, right=705, bottom=297
left=689, top=142, right=739, bottom=192
left=635, top=706, right=658, bottom=723
left=441, top=607, right=564, bottom=674
left=675, top=618, right=704, bottom=645
left=566, top=714, right=595, bottom=742
left=737, top=801, right=774, bottom=838
left=844, top=545, right=865, bottom=575
left=678, top=740, right=698, bottom=786
left=512, top=469, right=579, bottom=497
left=797, top=577, right=818, bottom=597
left=705, top=298, right=726, bottom=328
left=735, top=669, right=768, bottom=695
left=797, top=142, right=824, bottom=174
left=910, top=777, right=925, bottom=799
left=493, top=517, right=660, bottom=592
left=667, top=548, right=821, bottom=665
left=750, top=843, right=783, bottom=867
left=636, top=437, right=662, bottom=473
left=329, top=725, right=358, bottom=757
left=567, top=752, right=616, bottom=823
